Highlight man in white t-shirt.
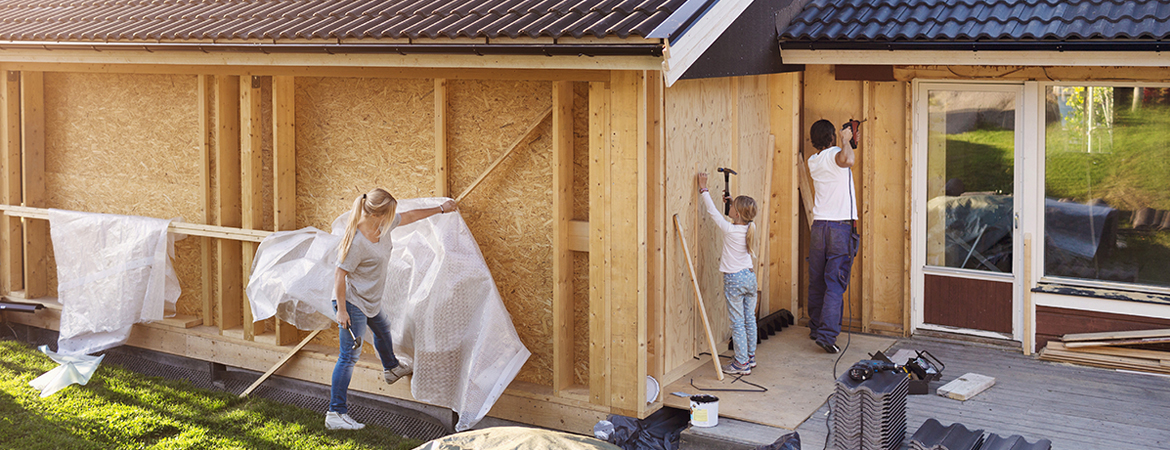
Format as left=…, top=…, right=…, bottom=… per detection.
left=805, top=119, right=859, bottom=354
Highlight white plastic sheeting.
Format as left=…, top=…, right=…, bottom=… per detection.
left=28, top=345, right=105, bottom=397
left=48, top=209, right=181, bottom=356
left=246, top=197, right=530, bottom=431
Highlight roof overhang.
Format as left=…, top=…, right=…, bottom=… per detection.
left=779, top=41, right=1170, bottom=67
left=655, top=0, right=756, bottom=86
left=0, top=40, right=664, bottom=71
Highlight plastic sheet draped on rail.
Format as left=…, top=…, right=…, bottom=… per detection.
left=246, top=197, right=530, bottom=431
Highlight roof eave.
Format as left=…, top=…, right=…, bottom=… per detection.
left=0, top=40, right=664, bottom=57
left=778, top=40, right=1170, bottom=66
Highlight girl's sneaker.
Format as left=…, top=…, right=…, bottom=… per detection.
left=721, top=360, right=751, bottom=375
left=747, top=354, right=757, bottom=368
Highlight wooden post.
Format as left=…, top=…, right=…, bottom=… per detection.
left=216, top=75, right=242, bottom=333
left=20, top=71, right=45, bottom=299
left=645, top=72, right=666, bottom=386
left=434, top=79, right=448, bottom=197
left=272, top=75, right=298, bottom=345
left=588, top=80, right=611, bottom=407
left=861, top=81, right=874, bottom=332
left=0, top=71, right=22, bottom=295
left=609, top=70, right=648, bottom=415
left=198, top=75, right=214, bottom=327
left=552, top=81, right=574, bottom=394
left=240, top=75, right=263, bottom=340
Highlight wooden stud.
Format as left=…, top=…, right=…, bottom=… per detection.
left=198, top=75, right=214, bottom=328
left=861, top=81, right=873, bottom=332
left=903, top=81, right=913, bottom=336
left=241, top=75, right=263, bottom=340
left=455, top=107, right=552, bottom=204
left=19, top=71, right=45, bottom=299
left=552, top=81, right=575, bottom=394
left=216, top=75, right=243, bottom=333
left=0, top=71, right=21, bottom=295
left=434, top=79, right=448, bottom=197
left=588, top=80, right=611, bottom=407
left=272, top=75, right=298, bottom=345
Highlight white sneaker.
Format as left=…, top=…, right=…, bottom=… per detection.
left=325, top=411, right=365, bottom=430
left=383, top=365, right=412, bottom=385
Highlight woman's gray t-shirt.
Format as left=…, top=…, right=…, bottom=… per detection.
left=337, top=214, right=401, bottom=317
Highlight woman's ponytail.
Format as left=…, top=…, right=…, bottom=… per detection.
left=337, top=195, right=364, bottom=263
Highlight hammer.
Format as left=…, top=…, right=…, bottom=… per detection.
left=717, top=167, right=737, bottom=215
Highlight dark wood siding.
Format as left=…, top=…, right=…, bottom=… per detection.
left=1035, top=305, right=1170, bottom=352
left=924, top=274, right=1012, bottom=333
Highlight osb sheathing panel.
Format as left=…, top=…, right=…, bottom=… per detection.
left=664, top=77, right=734, bottom=374
left=572, top=81, right=590, bottom=386
left=448, top=79, right=553, bottom=386
left=42, top=72, right=204, bottom=317
left=294, top=77, right=435, bottom=348
left=801, top=65, right=864, bottom=325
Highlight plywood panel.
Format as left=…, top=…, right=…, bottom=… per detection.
left=735, top=75, right=772, bottom=315
left=447, top=79, right=555, bottom=386
left=42, top=72, right=203, bottom=315
left=868, top=81, right=909, bottom=329
left=800, top=65, right=864, bottom=329
left=663, top=77, right=734, bottom=378
left=768, top=72, right=802, bottom=319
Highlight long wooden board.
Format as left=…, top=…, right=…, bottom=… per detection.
left=674, top=214, right=723, bottom=381
left=1062, top=328, right=1170, bottom=342
left=1064, top=337, right=1170, bottom=348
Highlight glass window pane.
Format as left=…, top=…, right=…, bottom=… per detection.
left=926, top=90, right=1016, bottom=272
left=1045, top=86, right=1170, bottom=288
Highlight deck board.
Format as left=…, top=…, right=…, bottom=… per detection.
left=794, top=335, right=1170, bottom=449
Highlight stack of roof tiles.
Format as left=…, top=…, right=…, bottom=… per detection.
left=830, top=370, right=909, bottom=450
left=908, top=418, right=1053, bottom=450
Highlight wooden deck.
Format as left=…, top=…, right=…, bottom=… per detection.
left=795, top=334, right=1170, bottom=449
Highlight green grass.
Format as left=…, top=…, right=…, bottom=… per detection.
left=0, top=339, right=423, bottom=450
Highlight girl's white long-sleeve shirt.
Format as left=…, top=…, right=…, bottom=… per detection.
left=700, top=191, right=754, bottom=274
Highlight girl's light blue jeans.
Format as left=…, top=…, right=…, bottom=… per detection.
left=723, top=268, right=758, bottom=365
left=329, top=299, right=399, bottom=414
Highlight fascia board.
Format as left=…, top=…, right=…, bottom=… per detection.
left=661, top=0, right=755, bottom=87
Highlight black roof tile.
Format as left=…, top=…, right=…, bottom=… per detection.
left=781, top=0, right=1170, bottom=43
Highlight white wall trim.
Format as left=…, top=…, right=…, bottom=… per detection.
left=779, top=49, right=1170, bottom=67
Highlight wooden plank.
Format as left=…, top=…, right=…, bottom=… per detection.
left=1062, top=328, right=1170, bottom=342
left=767, top=72, right=801, bottom=317
left=198, top=75, right=214, bottom=328
left=608, top=70, right=647, bottom=414
left=0, top=58, right=640, bottom=79
left=19, top=71, right=45, bottom=299
left=272, top=75, right=298, bottom=346
left=455, top=107, right=552, bottom=203
left=645, top=71, right=666, bottom=384
left=434, top=78, right=448, bottom=197
left=936, top=372, right=996, bottom=401
left=1064, top=337, right=1170, bottom=348
left=1047, top=341, right=1170, bottom=363
left=796, top=155, right=814, bottom=230
left=552, top=80, right=574, bottom=394
left=588, top=80, right=611, bottom=407
left=240, top=75, right=263, bottom=341
left=240, top=329, right=322, bottom=397
left=0, top=70, right=21, bottom=295
left=674, top=214, right=724, bottom=382
left=215, top=75, right=242, bottom=333
left=869, top=80, right=908, bottom=333
left=861, top=81, right=873, bottom=332
left=0, top=205, right=270, bottom=241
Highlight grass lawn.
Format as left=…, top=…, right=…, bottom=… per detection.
left=0, top=339, right=423, bottom=450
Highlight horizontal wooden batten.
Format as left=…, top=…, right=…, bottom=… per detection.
left=0, top=50, right=656, bottom=74
left=0, top=205, right=269, bottom=242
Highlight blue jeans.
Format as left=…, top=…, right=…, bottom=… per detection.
left=724, top=268, right=758, bottom=365
left=808, top=221, right=858, bottom=346
left=329, top=300, right=399, bottom=414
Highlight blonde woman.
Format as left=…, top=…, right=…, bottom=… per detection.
left=326, top=188, right=457, bottom=431
left=697, top=173, right=759, bottom=375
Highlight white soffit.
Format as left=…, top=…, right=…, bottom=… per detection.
left=779, top=49, right=1170, bottom=67
left=662, top=0, right=755, bottom=87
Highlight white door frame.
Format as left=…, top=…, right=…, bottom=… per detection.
left=910, top=80, right=1036, bottom=341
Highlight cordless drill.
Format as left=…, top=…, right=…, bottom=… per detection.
left=848, top=360, right=905, bottom=382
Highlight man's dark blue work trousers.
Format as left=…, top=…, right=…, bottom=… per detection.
left=808, top=220, right=858, bottom=346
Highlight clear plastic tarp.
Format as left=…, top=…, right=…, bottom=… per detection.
left=48, top=209, right=181, bottom=356
left=415, top=427, right=622, bottom=450
left=246, top=197, right=530, bottom=431
left=29, top=345, right=105, bottom=397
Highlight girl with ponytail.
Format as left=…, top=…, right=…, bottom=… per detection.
left=697, top=172, right=760, bottom=376
left=326, top=188, right=457, bottom=431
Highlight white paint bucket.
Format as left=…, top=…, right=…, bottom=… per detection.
left=646, top=376, right=660, bottom=404
left=689, top=394, right=719, bottom=427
